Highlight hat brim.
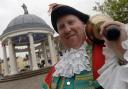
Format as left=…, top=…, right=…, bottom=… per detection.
left=51, top=5, right=89, bottom=32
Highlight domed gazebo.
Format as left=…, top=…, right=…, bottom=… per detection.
left=0, top=4, right=57, bottom=76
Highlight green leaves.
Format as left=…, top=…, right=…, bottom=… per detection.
left=94, top=0, right=128, bottom=23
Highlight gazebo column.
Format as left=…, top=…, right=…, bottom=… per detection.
left=38, top=48, right=41, bottom=63
left=40, top=49, right=44, bottom=61
left=28, top=45, right=33, bottom=70
left=47, top=34, right=57, bottom=65
left=52, top=39, right=58, bottom=61
left=42, top=42, right=49, bottom=66
left=8, top=38, right=18, bottom=75
left=28, top=33, right=38, bottom=70
left=2, top=44, right=9, bottom=75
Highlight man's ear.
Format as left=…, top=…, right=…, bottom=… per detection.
left=83, top=24, right=86, bottom=35
left=85, top=22, right=94, bottom=41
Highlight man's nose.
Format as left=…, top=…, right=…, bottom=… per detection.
left=64, top=25, right=71, bottom=33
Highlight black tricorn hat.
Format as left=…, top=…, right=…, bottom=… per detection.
left=51, top=4, right=89, bottom=32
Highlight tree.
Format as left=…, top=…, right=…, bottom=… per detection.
left=94, top=0, right=128, bottom=23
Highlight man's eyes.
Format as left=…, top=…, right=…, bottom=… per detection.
left=68, top=20, right=75, bottom=25
left=59, top=24, right=65, bottom=29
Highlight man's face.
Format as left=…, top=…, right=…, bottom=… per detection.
left=57, top=15, right=86, bottom=49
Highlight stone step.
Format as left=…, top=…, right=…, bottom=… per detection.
left=0, top=67, right=51, bottom=83
left=4, top=67, right=49, bottom=79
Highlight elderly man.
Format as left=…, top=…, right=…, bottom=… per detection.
left=42, top=3, right=104, bottom=89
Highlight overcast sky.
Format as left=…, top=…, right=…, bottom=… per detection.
left=0, top=0, right=104, bottom=59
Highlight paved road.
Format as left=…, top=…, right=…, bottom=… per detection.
left=0, top=74, right=46, bottom=89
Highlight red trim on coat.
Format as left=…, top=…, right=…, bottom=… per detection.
left=44, top=65, right=56, bottom=89
left=92, top=44, right=105, bottom=80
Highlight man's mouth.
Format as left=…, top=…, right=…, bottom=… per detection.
left=65, top=34, right=76, bottom=39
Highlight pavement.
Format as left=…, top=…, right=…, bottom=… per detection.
left=0, top=74, right=46, bottom=89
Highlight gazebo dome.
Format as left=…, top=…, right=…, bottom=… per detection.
left=0, top=14, right=54, bottom=45
left=2, top=14, right=52, bottom=35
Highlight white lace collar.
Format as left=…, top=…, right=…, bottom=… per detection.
left=53, top=42, right=91, bottom=78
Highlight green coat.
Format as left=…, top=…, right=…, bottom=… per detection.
left=42, top=45, right=100, bottom=89
left=42, top=70, right=100, bottom=89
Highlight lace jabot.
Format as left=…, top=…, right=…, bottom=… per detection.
left=53, top=42, right=91, bottom=78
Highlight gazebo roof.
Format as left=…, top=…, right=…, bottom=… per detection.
left=2, top=14, right=52, bottom=35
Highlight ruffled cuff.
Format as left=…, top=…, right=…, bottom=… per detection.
left=122, top=24, right=128, bottom=61
left=122, top=40, right=128, bottom=61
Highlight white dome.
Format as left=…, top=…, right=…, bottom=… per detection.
left=2, top=14, right=52, bottom=35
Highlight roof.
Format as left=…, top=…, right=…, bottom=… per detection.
left=2, top=14, right=52, bottom=35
